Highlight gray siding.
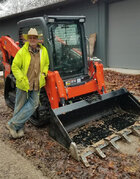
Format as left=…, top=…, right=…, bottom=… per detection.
left=108, top=0, right=140, bottom=69
left=0, top=18, right=19, bottom=40
left=0, top=1, right=98, bottom=40
left=0, top=0, right=107, bottom=65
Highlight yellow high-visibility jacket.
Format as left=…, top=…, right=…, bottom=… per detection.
left=12, top=42, right=49, bottom=92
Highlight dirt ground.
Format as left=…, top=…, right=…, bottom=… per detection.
left=0, top=139, right=48, bottom=179
left=0, top=70, right=140, bottom=179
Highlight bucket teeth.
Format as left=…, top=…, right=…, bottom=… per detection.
left=93, top=140, right=108, bottom=158
left=80, top=122, right=140, bottom=167
left=81, top=150, right=93, bottom=167
left=95, top=147, right=106, bottom=158
left=110, top=138, right=120, bottom=151
left=116, top=130, right=132, bottom=143
left=128, top=122, right=140, bottom=136
left=105, top=136, right=120, bottom=151
left=131, top=126, right=140, bottom=137
left=121, top=132, right=131, bottom=143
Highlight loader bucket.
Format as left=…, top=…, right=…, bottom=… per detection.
left=48, top=88, right=140, bottom=162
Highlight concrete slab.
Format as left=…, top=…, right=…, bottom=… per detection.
left=104, top=68, right=140, bottom=75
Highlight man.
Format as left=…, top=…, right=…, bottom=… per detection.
left=6, top=28, right=49, bottom=138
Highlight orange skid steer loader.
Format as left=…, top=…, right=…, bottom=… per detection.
left=0, top=16, right=140, bottom=166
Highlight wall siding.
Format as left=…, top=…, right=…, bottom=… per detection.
left=108, top=0, right=140, bottom=69
left=0, top=0, right=107, bottom=66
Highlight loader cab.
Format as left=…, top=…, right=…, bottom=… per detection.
left=18, top=15, right=88, bottom=79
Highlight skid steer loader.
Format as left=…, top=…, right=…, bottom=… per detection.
left=0, top=15, right=140, bottom=166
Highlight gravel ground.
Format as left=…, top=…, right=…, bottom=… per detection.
left=0, top=71, right=140, bottom=179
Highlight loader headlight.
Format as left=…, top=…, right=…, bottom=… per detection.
left=79, top=18, right=85, bottom=23
left=48, top=18, right=55, bottom=23
left=90, top=57, right=102, bottom=62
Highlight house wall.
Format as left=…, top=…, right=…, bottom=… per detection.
left=108, top=0, right=140, bottom=69
left=1, top=0, right=139, bottom=69
left=0, top=0, right=108, bottom=65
